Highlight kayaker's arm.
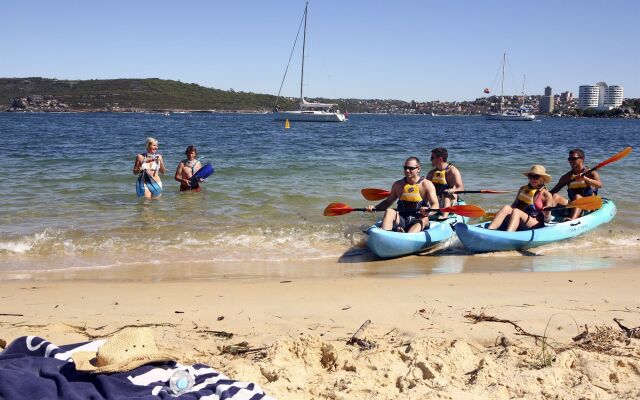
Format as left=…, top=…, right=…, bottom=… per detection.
left=548, top=173, right=571, bottom=194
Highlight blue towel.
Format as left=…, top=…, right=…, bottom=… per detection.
left=0, top=336, right=275, bottom=399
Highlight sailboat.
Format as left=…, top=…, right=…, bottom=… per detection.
left=273, top=3, right=346, bottom=122
left=485, top=53, right=535, bottom=121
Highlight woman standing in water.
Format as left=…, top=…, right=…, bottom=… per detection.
left=174, top=145, right=202, bottom=192
left=133, top=137, right=166, bottom=198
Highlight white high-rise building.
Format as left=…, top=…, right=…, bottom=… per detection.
left=578, top=85, right=599, bottom=109
left=578, top=82, right=624, bottom=110
left=604, top=85, right=624, bottom=108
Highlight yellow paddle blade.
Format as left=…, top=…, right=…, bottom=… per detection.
left=566, top=196, right=603, bottom=211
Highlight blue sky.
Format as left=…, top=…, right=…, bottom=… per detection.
left=1, top=0, right=638, bottom=101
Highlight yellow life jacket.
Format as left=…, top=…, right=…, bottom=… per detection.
left=514, top=184, right=544, bottom=213
left=430, top=164, right=451, bottom=197
left=398, top=177, right=424, bottom=217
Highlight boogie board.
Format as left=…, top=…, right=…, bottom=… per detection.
left=136, top=173, right=145, bottom=197
left=189, top=163, right=214, bottom=186
left=143, top=170, right=162, bottom=197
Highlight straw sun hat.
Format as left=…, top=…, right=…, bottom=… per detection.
left=522, top=165, right=551, bottom=183
left=73, top=327, right=175, bottom=373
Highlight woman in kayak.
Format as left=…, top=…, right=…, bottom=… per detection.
left=174, top=145, right=202, bottom=192
left=133, top=137, right=166, bottom=198
left=487, top=165, right=553, bottom=231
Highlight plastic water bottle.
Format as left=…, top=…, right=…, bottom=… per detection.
left=169, top=369, right=194, bottom=394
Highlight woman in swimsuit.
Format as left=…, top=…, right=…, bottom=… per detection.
left=133, top=137, right=166, bottom=198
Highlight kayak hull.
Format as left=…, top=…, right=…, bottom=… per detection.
left=453, top=198, right=616, bottom=253
left=366, top=213, right=467, bottom=258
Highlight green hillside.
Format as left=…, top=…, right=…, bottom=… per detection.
left=0, top=77, right=295, bottom=111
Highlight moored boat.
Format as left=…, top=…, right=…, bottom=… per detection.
left=366, top=212, right=468, bottom=259
left=453, top=198, right=616, bottom=253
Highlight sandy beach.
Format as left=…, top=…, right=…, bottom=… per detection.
left=2, top=266, right=639, bottom=399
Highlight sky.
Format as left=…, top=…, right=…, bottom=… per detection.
left=1, top=0, right=638, bottom=102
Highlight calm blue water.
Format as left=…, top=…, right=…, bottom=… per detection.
left=0, top=113, right=638, bottom=274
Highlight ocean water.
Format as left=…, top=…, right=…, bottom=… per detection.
left=0, top=113, right=638, bottom=277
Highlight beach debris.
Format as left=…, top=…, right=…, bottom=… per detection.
left=221, top=341, right=268, bottom=356
left=613, top=318, right=640, bottom=339
left=174, top=311, right=184, bottom=314
left=464, top=312, right=544, bottom=341
left=280, top=280, right=292, bottom=284
left=347, top=319, right=376, bottom=350
left=197, top=329, right=233, bottom=339
left=0, top=338, right=5, bottom=349
left=0, top=313, right=24, bottom=317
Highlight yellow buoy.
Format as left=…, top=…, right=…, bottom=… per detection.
left=285, top=119, right=290, bottom=129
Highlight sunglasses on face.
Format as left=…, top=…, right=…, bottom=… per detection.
left=528, top=174, right=541, bottom=180
left=567, top=156, right=582, bottom=161
left=403, top=165, right=419, bottom=171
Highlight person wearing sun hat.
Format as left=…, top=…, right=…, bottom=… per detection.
left=73, top=327, right=176, bottom=374
left=487, top=165, right=554, bottom=231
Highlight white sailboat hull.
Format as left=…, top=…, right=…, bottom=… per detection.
left=485, top=112, right=535, bottom=121
left=274, top=110, right=346, bottom=122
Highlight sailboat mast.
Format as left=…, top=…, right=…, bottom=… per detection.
left=299, top=2, right=308, bottom=104
left=521, top=74, right=526, bottom=108
left=500, top=53, right=505, bottom=113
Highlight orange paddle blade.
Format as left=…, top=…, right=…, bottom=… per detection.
left=361, top=188, right=390, bottom=200
left=593, top=146, right=632, bottom=170
left=442, top=204, right=485, bottom=218
left=566, top=196, right=602, bottom=211
left=323, top=203, right=355, bottom=216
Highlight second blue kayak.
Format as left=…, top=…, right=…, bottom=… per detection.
left=366, top=212, right=468, bottom=259
left=453, top=198, right=616, bottom=253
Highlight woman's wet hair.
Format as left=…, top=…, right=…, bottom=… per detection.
left=185, top=145, right=197, bottom=156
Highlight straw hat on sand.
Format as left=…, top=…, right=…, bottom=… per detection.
left=73, top=327, right=175, bottom=373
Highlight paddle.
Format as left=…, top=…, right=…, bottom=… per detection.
left=323, top=203, right=486, bottom=218
left=360, top=188, right=508, bottom=201
left=481, top=196, right=603, bottom=221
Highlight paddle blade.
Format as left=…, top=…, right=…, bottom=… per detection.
left=323, top=203, right=355, bottom=216
left=361, top=188, right=390, bottom=200
left=566, top=196, right=603, bottom=211
left=593, top=146, right=632, bottom=170
left=478, top=190, right=510, bottom=194
left=442, top=204, right=485, bottom=218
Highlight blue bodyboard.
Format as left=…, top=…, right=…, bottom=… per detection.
left=189, top=163, right=214, bottom=186
left=143, top=171, right=162, bottom=197
left=135, top=173, right=145, bottom=197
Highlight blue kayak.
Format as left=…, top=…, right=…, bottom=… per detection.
left=366, top=211, right=468, bottom=259
left=453, top=198, right=616, bottom=253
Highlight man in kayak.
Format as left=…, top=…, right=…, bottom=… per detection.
left=549, top=149, right=603, bottom=220
left=174, top=145, right=202, bottom=192
left=425, top=147, right=464, bottom=218
left=487, top=165, right=553, bottom=231
left=364, top=157, right=439, bottom=233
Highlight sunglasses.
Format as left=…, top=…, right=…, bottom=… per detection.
left=403, top=165, right=419, bottom=171
left=527, top=174, right=541, bottom=180
left=567, top=156, right=582, bottom=161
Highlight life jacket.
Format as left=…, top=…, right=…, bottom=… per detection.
left=514, top=184, right=545, bottom=216
left=567, top=166, right=598, bottom=200
left=430, top=164, right=452, bottom=197
left=397, top=177, right=425, bottom=218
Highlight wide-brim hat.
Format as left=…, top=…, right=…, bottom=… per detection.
left=73, top=327, right=175, bottom=374
left=522, top=165, right=551, bottom=183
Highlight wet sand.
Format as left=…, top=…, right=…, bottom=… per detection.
left=1, top=265, right=639, bottom=399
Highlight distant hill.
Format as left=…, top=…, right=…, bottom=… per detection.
left=0, top=77, right=296, bottom=112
